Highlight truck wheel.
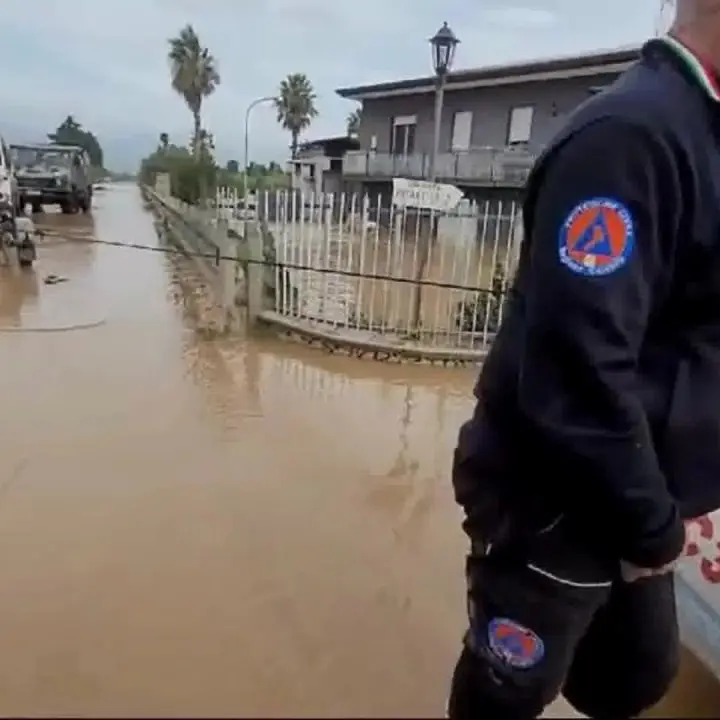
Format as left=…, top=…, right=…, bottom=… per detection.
left=61, top=200, right=77, bottom=214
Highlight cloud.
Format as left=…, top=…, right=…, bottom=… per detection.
left=484, top=6, right=557, bottom=27
left=0, top=0, right=661, bottom=171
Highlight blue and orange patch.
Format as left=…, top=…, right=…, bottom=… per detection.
left=487, top=617, right=545, bottom=669
left=558, top=197, right=634, bottom=277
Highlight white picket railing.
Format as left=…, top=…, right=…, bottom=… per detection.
left=220, top=187, right=522, bottom=349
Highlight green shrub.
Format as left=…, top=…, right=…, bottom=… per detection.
left=454, top=262, right=507, bottom=336
left=139, top=145, right=217, bottom=205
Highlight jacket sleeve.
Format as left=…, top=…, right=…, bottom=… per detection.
left=519, top=118, right=685, bottom=569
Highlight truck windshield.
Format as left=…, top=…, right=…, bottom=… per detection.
left=12, top=148, right=72, bottom=170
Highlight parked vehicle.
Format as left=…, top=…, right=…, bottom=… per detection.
left=0, top=137, right=35, bottom=267
left=11, top=143, right=92, bottom=214
left=0, top=136, right=17, bottom=213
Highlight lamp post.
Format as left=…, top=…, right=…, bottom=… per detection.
left=243, top=96, right=275, bottom=234
left=411, top=22, right=460, bottom=332
left=428, top=21, right=459, bottom=181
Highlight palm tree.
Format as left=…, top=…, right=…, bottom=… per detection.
left=168, top=25, right=220, bottom=158
left=346, top=108, right=361, bottom=137
left=192, top=129, right=214, bottom=161
left=274, top=73, right=318, bottom=159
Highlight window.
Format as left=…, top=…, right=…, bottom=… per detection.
left=507, top=106, right=534, bottom=145
left=451, top=111, right=473, bottom=151
left=391, top=115, right=416, bottom=156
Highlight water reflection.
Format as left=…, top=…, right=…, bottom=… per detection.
left=365, top=385, right=441, bottom=550
left=160, top=248, right=263, bottom=430
left=0, top=269, right=40, bottom=326
left=25, top=209, right=99, bottom=291
left=184, top=339, right=264, bottom=429
left=36, top=209, right=96, bottom=237
left=188, top=332, right=473, bottom=552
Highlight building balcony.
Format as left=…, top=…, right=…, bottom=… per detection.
left=342, top=149, right=536, bottom=187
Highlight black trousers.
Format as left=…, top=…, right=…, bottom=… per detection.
left=447, top=512, right=680, bottom=719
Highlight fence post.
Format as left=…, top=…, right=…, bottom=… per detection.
left=393, top=211, right=402, bottom=254
left=214, top=219, right=237, bottom=330
left=246, top=221, right=264, bottom=326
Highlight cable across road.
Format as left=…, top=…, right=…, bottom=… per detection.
left=40, top=232, right=504, bottom=296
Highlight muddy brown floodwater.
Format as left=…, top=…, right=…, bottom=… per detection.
left=0, top=184, right=717, bottom=717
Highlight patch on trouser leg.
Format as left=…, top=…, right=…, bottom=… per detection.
left=447, top=645, right=552, bottom=719
left=487, top=617, right=545, bottom=669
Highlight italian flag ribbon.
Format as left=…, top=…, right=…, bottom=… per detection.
left=660, top=35, right=720, bottom=102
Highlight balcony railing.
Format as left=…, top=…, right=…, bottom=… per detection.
left=342, top=149, right=536, bottom=186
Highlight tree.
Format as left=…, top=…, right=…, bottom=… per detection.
left=48, top=115, right=104, bottom=167
left=190, top=128, right=215, bottom=161
left=247, top=161, right=266, bottom=175
left=159, top=132, right=169, bottom=152
left=226, top=159, right=239, bottom=173
left=139, top=142, right=216, bottom=205
left=346, top=108, right=361, bottom=137
left=274, top=73, right=318, bottom=159
left=168, top=24, right=220, bottom=159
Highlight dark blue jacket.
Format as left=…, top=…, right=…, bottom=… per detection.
left=454, top=37, right=720, bottom=569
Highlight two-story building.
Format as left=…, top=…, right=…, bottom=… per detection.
left=289, top=135, right=360, bottom=197
left=336, top=45, right=640, bottom=203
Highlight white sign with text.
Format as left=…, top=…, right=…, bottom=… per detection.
left=391, top=177, right=463, bottom=212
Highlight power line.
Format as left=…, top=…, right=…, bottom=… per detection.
left=45, top=232, right=505, bottom=295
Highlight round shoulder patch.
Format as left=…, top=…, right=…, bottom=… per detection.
left=487, top=617, right=544, bottom=669
left=558, top=196, right=634, bottom=277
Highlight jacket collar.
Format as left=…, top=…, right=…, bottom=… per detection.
left=656, top=35, right=720, bottom=102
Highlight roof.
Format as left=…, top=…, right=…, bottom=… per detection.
left=10, top=142, right=83, bottom=152
left=336, top=44, right=641, bottom=100
left=298, top=135, right=360, bottom=148
left=296, top=136, right=360, bottom=156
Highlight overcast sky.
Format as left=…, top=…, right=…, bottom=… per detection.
left=0, top=0, right=669, bottom=170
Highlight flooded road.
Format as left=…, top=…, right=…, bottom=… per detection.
left=0, top=184, right=717, bottom=717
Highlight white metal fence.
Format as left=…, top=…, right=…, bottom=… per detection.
left=342, top=149, right=536, bottom=186
left=211, top=186, right=523, bottom=349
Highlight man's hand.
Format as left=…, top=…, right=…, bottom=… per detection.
left=620, top=558, right=679, bottom=583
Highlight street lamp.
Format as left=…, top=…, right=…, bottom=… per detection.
left=428, top=21, right=459, bottom=181
left=411, top=22, right=460, bottom=332
left=243, top=95, right=275, bottom=231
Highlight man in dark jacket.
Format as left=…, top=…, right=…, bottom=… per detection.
left=447, top=1, right=720, bottom=717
